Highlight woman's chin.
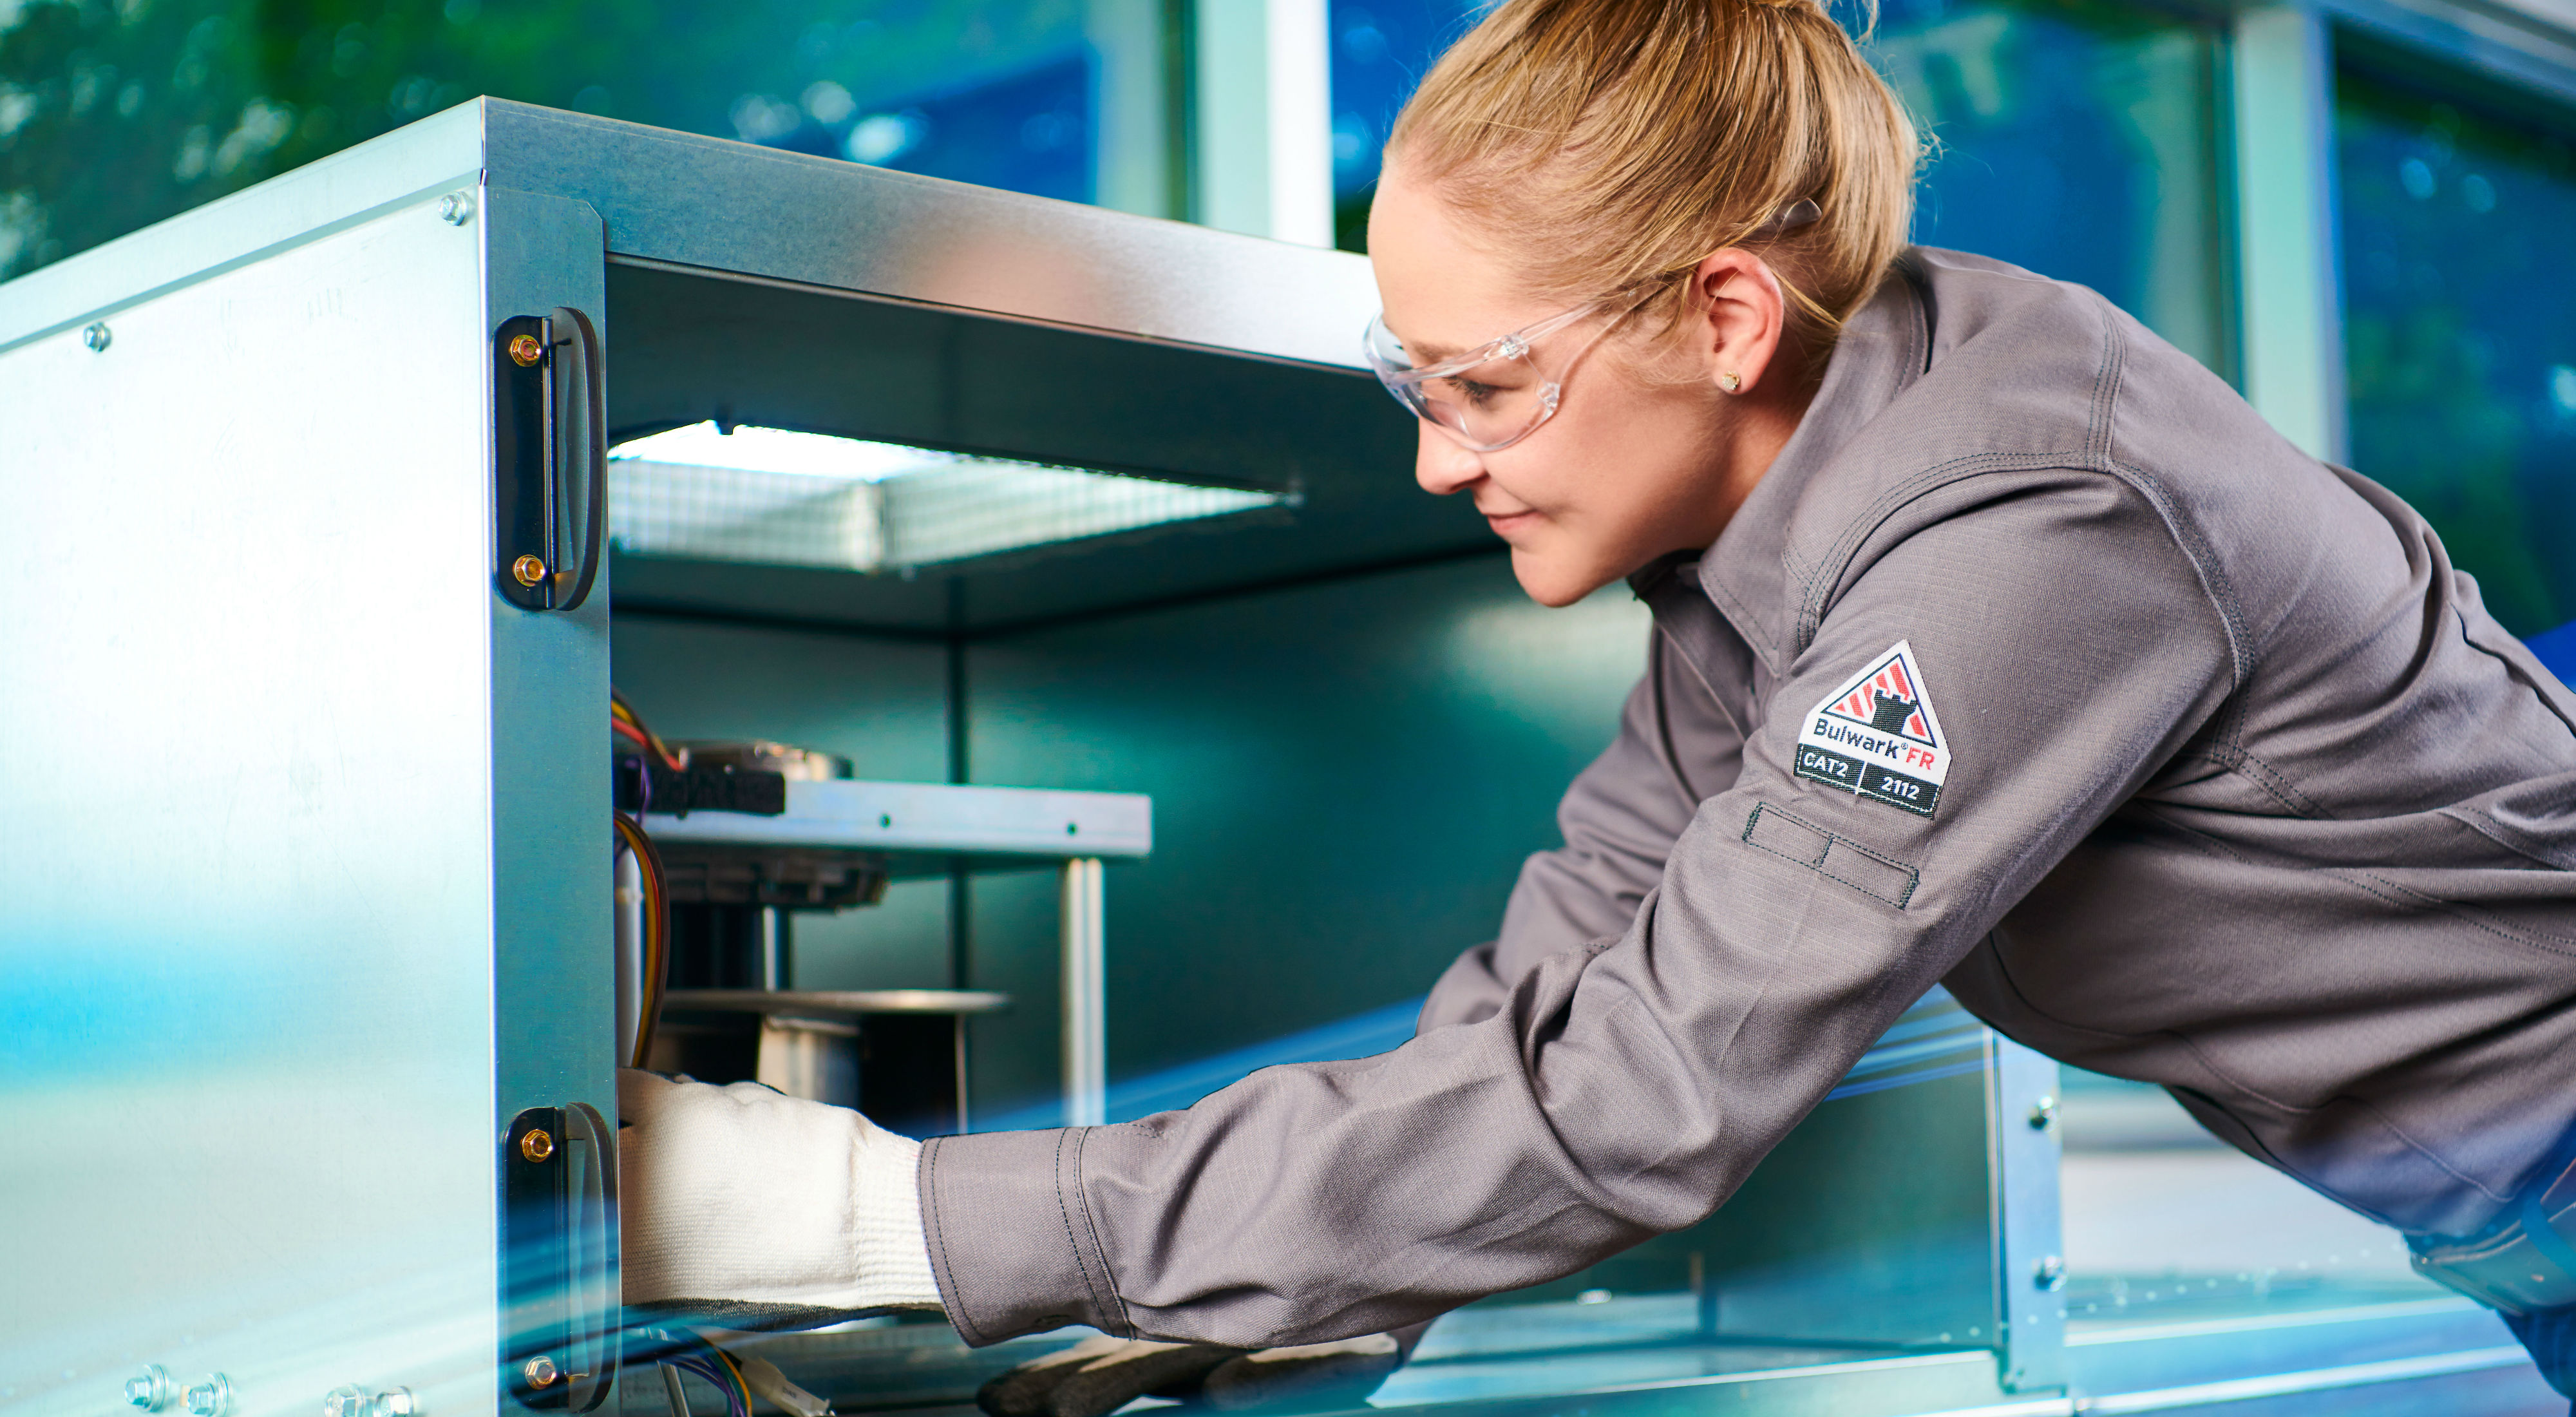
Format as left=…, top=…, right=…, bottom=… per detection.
left=1508, top=549, right=1607, bottom=608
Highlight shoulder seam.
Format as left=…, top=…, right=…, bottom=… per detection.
left=2086, top=289, right=2124, bottom=468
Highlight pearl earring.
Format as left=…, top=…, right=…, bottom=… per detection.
left=1719, top=371, right=1742, bottom=393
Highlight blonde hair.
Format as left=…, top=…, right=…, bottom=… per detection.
left=1387, top=0, right=1919, bottom=363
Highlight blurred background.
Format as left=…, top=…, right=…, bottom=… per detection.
left=3, top=0, right=2569, bottom=660
left=5, top=0, right=2573, bottom=1389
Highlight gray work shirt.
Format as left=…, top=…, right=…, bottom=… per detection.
left=919, top=248, right=2576, bottom=1348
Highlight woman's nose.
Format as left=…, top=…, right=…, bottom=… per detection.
left=1414, top=422, right=1484, bottom=496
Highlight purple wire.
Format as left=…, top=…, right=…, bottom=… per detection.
left=665, top=1356, right=748, bottom=1417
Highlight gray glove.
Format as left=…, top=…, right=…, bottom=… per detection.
left=978, top=1325, right=1426, bottom=1417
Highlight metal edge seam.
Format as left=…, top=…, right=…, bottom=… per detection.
left=0, top=170, right=485, bottom=359
left=599, top=250, right=1372, bottom=376
left=2074, top=1344, right=2532, bottom=1411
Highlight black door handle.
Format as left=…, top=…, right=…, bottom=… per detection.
left=549, top=307, right=606, bottom=613
left=492, top=308, right=607, bottom=613
left=502, top=1103, right=619, bottom=1411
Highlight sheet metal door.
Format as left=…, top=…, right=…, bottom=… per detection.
left=0, top=184, right=612, bottom=1417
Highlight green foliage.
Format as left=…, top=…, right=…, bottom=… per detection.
left=0, top=0, right=1090, bottom=280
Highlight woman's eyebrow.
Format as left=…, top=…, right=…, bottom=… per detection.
left=1392, top=326, right=1464, bottom=365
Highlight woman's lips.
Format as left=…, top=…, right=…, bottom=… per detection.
left=1483, top=508, right=1539, bottom=535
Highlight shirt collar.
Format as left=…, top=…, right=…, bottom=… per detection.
left=1634, top=257, right=1932, bottom=676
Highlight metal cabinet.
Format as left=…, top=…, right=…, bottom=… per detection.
left=0, top=99, right=2069, bottom=1417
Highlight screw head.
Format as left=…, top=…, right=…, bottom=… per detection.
left=522, top=1356, right=559, bottom=1389
left=2027, top=1095, right=2058, bottom=1130
left=374, top=1388, right=418, bottom=1417
left=519, top=1127, right=555, bottom=1162
left=437, top=192, right=475, bottom=225
left=183, top=1374, right=231, bottom=1417
left=126, top=1366, right=171, bottom=1411
left=510, top=555, right=549, bottom=589
left=507, top=334, right=544, bottom=366
left=82, top=323, right=111, bottom=352
left=2033, top=1255, right=2067, bottom=1291
left=324, top=1385, right=368, bottom=1417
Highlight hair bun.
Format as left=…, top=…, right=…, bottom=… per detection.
left=1386, top=0, right=1918, bottom=350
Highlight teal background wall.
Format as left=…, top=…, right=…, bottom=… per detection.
left=607, top=555, right=1650, bottom=1127
left=961, top=556, right=1649, bottom=1123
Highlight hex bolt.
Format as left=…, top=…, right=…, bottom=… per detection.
left=437, top=192, right=475, bottom=225
left=519, top=1127, right=555, bottom=1162
left=507, top=334, right=545, bottom=366
left=126, top=1365, right=172, bottom=1411
left=324, top=1385, right=368, bottom=1417
left=83, top=323, right=111, bottom=352
left=184, top=1374, right=232, bottom=1417
left=522, top=1356, right=559, bottom=1389
left=2027, top=1095, right=2058, bottom=1131
left=511, top=555, right=549, bottom=589
left=2032, top=1255, right=2067, bottom=1291
left=373, top=1387, right=419, bottom=1417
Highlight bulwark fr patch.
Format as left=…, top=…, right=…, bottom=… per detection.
left=1793, top=640, right=1949, bottom=817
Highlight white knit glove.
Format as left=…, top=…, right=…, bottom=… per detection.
left=617, top=1069, right=943, bottom=1328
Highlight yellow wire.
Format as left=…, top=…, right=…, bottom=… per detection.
left=612, top=690, right=686, bottom=770
left=694, top=1333, right=755, bottom=1415
left=614, top=812, right=668, bottom=1070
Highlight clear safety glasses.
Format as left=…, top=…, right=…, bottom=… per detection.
left=1362, top=300, right=1627, bottom=453
left=1366, top=200, right=1825, bottom=452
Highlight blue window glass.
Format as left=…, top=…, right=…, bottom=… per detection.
left=755, top=52, right=1095, bottom=206
left=1874, top=0, right=2228, bottom=369
left=1325, top=0, right=2228, bottom=371
left=2337, top=64, right=2576, bottom=674
left=1327, top=0, right=1484, bottom=250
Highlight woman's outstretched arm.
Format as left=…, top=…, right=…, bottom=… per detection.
left=919, top=475, right=2235, bottom=1350
left=1418, top=623, right=1746, bottom=1036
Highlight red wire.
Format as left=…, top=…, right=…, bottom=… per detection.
left=612, top=712, right=685, bottom=772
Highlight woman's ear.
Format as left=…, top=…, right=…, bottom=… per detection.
left=1686, top=248, right=1789, bottom=396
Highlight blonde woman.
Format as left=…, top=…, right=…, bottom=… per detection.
left=619, top=0, right=2576, bottom=1406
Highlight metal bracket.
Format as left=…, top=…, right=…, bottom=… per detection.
left=1989, top=1034, right=2069, bottom=1392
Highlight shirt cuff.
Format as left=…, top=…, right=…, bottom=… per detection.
left=920, top=1127, right=1128, bottom=1346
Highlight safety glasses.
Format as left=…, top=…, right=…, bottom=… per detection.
left=1362, top=300, right=1627, bottom=453
left=1367, top=200, right=1824, bottom=452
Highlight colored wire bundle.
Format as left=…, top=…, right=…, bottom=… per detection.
left=613, top=689, right=687, bottom=772
left=611, top=689, right=678, bottom=1072
left=613, top=810, right=671, bottom=1070
left=656, top=1331, right=752, bottom=1417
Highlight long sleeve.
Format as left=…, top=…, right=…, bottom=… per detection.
left=920, top=475, right=2236, bottom=1349
left=1418, top=629, right=1745, bottom=1035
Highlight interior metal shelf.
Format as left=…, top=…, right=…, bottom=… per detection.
left=639, top=779, right=1149, bottom=878
left=661, top=988, right=1011, bottom=1016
